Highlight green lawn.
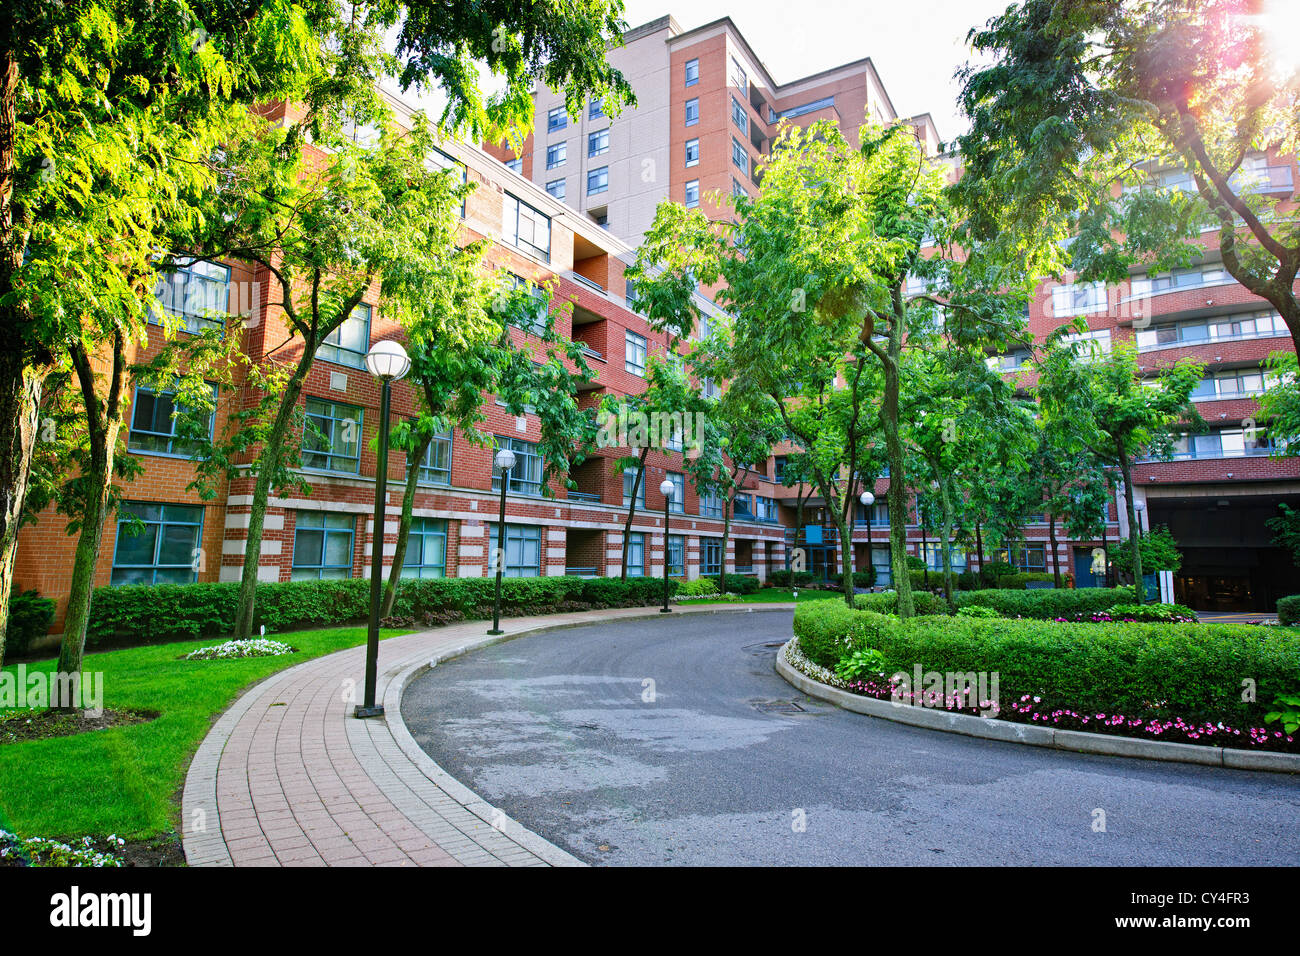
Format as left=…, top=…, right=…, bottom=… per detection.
left=0, top=626, right=410, bottom=842
left=678, top=587, right=841, bottom=605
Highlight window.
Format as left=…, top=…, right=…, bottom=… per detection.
left=923, top=543, right=968, bottom=572
left=486, top=522, right=542, bottom=576
left=1136, top=309, right=1288, bottom=350
left=412, top=429, right=452, bottom=485
left=1051, top=281, right=1107, bottom=317
left=1060, top=328, right=1111, bottom=362
left=986, top=349, right=1032, bottom=371
left=401, top=517, right=447, bottom=578
left=589, top=98, right=605, bottom=120
left=625, top=277, right=638, bottom=310
left=625, top=330, right=647, bottom=375
left=588, top=128, right=609, bottom=157
left=546, top=142, right=567, bottom=170
left=545, top=178, right=566, bottom=201
left=1130, top=264, right=1229, bottom=297
left=731, top=97, right=748, bottom=134
left=755, top=496, right=777, bottom=522
left=502, top=272, right=549, bottom=335
left=871, top=544, right=892, bottom=587
left=774, top=456, right=787, bottom=481
left=492, top=436, right=543, bottom=496
left=701, top=376, right=721, bottom=400
left=684, top=58, right=699, bottom=87
left=302, top=398, right=362, bottom=474
left=128, top=384, right=215, bottom=457
left=666, top=472, right=685, bottom=513
left=685, top=138, right=700, bottom=167
left=733, top=494, right=753, bottom=518
left=429, top=146, right=468, bottom=217
left=153, top=259, right=230, bottom=334
left=547, top=106, right=567, bottom=132
left=318, top=303, right=372, bottom=369
left=666, top=534, right=685, bottom=576
left=1190, top=369, right=1272, bottom=400
left=731, top=177, right=747, bottom=198
left=291, top=511, right=355, bottom=580
left=626, top=532, right=646, bottom=577
left=732, top=138, right=747, bottom=170
left=623, top=467, right=646, bottom=508
left=505, top=157, right=522, bottom=173
left=700, top=489, right=723, bottom=518
left=587, top=165, right=609, bottom=195
left=701, top=538, right=723, bottom=575
left=111, top=503, right=204, bottom=585
left=685, top=98, right=699, bottom=126
left=684, top=179, right=700, bottom=209
left=503, top=193, right=552, bottom=262
left=729, top=56, right=747, bottom=94
left=775, top=96, right=835, bottom=121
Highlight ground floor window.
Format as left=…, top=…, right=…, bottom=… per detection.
left=292, top=511, right=356, bottom=580
left=666, top=534, right=685, bottom=576
left=992, top=546, right=1046, bottom=572
left=487, top=523, right=542, bottom=577
left=111, top=503, right=204, bottom=585
left=402, top=518, right=447, bottom=578
left=923, top=542, right=967, bottom=573
left=626, top=532, right=645, bottom=576
left=701, top=538, right=723, bottom=576
left=871, top=545, right=892, bottom=586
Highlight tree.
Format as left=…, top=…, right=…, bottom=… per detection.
left=0, top=0, right=634, bottom=666
left=1112, top=524, right=1183, bottom=580
left=632, top=123, right=1031, bottom=615
left=1036, top=339, right=1203, bottom=603
left=955, top=0, right=1300, bottom=358
left=1266, top=502, right=1300, bottom=566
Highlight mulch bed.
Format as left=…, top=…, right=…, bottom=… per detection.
left=0, top=707, right=159, bottom=745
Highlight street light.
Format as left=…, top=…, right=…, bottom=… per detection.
left=860, top=490, right=875, bottom=592
left=355, top=339, right=410, bottom=719
left=659, top=478, right=675, bottom=613
left=487, top=447, right=517, bottom=636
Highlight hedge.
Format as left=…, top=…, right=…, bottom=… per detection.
left=853, top=591, right=948, bottom=616
left=1278, top=595, right=1300, bottom=626
left=793, top=599, right=1300, bottom=727
left=954, top=587, right=1130, bottom=620
left=5, top=589, right=56, bottom=657
left=85, top=576, right=679, bottom=645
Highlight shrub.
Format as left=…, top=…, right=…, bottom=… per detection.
left=5, top=589, right=56, bottom=657
left=720, top=573, right=761, bottom=594
left=767, top=569, right=791, bottom=587
left=1103, top=603, right=1198, bottom=624
left=905, top=555, right=926, bottom=571
left=956, top=604, right=1000, bottom=618
left=1278, top=594, right=1300, bottom=626
left=834, top=646, right=890, bottom=683
left=793, top=598, right=1300, bottom=728
left=853, top=590, right=947, bottom=616
left=85, top=575, right=675, bottom=646
left=955, top=587, right=1128, bottom=620
left=852, top=567, right=877, bottom=588
left=677, top=577, right=719, bottom=597
left=994, top=572, right=1056, bottom=590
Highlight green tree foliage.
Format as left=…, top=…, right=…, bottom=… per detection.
left=1036, top=339, right=1203, bottom=602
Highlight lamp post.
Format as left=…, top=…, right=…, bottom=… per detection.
left=659, top=478, right=675, bottom=613
left=355, top=339, right=410, bottom=719
left=860, top=490, right=875, bottom=592
left=1133, top=498, right=1147, bottom=602
left=488, top=447, right=517, bottom=636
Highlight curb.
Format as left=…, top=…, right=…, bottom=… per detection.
left=774, top=639, right=1300, bottom=774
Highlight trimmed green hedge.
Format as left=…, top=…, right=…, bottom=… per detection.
left=85, top=576, right=679, bottom=644
left=1278, top=595, right=1300, bottom=626
left=853, top=591, right=948, bottom=616
left=718, top=573, right=761, bottom=594
left=793, top=598, right=1300, bottom=726
left=954, top=587, right=1129, bottom=620
left=5, top=589, right=56, bottom=657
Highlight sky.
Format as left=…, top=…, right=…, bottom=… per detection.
left=620, top=0, right=1014, bottom=143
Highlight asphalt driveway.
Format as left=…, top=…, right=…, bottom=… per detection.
left=401, top=609, right=1299, bottom=866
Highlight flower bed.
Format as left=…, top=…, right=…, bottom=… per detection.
left=793, top=599, right=1300, bottom=753
left=0, top=830, right=124, bottom=867
left=184, top=638, right=295, bottom=660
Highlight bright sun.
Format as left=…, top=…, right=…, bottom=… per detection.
left=1259, top=0, right=1300, bottom=78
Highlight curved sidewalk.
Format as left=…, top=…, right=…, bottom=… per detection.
left=181, top=603, right=788, bottom=867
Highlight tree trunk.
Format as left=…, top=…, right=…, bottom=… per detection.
left=1049, top=514, right=1062, bottom=588
left=719, top=501, right=732, bottom=595
left=937, top=477, right=956, bottom=612
left=878, top=346, right=914, bottom=618
left=1117, top=444, right=1143, bottom=605
left=0, top=353, right=41, bottom=669
left=975, top=520, right=985, bottom=585
left=830, top=509, right=855, bottom=607
left=619, top=449, right=649, bottom=581
left=381, top=430, right=432, bottom=618
left=233, top=362, right=310, bottom=639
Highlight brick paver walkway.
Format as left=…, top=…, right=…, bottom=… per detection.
left=181, top=603, right=788, bottom=867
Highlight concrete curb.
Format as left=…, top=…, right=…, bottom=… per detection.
left=774, top=639, right=1300, bottom=774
